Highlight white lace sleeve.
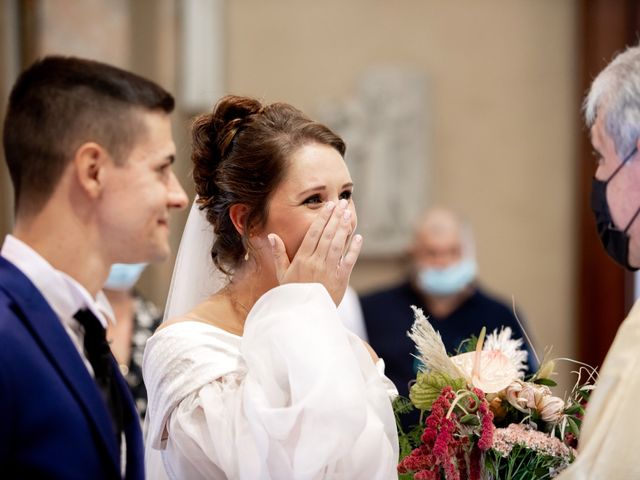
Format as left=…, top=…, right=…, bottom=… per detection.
left=145, top=283, right=399, bottom=480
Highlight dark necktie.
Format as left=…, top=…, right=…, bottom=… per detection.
left=74, top=309, right=124, bottom=447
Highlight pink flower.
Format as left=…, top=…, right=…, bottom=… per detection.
left=469, top=445, right=482, bottom=480
left=455, top=445, right=468, bottom=478
left=400, top=387, right=465, bottom=479
left=505, top=380, right=553, bottom=413
left=398, top=446, right=433, bottom=472
left=491, top=423, right=574, bottom=460
left=444, top=459, right=460, bottom=480
left=539, top=395, right=565, bottom=424
left=432, top=416, right=455, bottom=459
left=476, top=389, right=495, bottom=451
left=414, top=469, right=438, bottom=480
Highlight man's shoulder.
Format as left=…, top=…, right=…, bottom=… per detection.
left=0, top=291, right=34, bottom=350
left=0, top=257, right=51, bottom=343
left=467, top=287, right=529, bottom=336
left=0, top=265, right=23, bottom=331
left=359, top=280, right=421, bottom=327
left=470, top=287, right=514, bottom=315
left=0, top=255, right=32, bottom=292
left=360, top=280, right=416, bottom=308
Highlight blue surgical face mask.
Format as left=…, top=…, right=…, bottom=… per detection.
left=104, top=263, right=147, bottom=291
left=417, top=258, right=477, bottom=296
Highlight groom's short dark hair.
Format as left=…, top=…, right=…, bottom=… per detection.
left=2, top=55, right=174, bottom=214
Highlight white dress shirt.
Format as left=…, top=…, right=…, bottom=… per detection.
left=1, top=234, right=115, bottom=376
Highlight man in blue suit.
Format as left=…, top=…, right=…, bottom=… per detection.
left=0, top=56, right=188, bottom=478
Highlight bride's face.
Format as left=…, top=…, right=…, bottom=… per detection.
left=260, top=142, right=357, bottom=261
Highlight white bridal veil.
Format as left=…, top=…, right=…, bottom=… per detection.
left=144, top=198, right=225, bottom=480
left=162, top=198, right=226, bottom=322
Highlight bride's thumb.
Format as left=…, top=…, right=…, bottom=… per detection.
left=268, top=233, right=289, bottom=281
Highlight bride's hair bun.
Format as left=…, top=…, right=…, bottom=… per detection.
left=191, top=95, right=262, bottom=205
left=190, top=94, right=346, bottom=275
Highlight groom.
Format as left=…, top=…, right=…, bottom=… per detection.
left=0, top=56, right=188, bottom=478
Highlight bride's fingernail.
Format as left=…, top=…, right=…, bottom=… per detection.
left=338, top=199, right=348, bottom=209
left=343, top=210, right=351, bottom=220
left=326, top=201, right=335, bottom=210
left=354, top=234, right=363, bottom=243
left=268, top=234, right=276, bottom=247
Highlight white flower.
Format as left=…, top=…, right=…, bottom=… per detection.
left=483, top=327, right=529, bottom=378
left=408, top=306, right=465, bottom=379
left=451, top=349, right=519, bottom=393
left=505, top=381, right=527, bottom=412
left=539, top=395, right=565, bottom=423
left=504, top=380, right=564, bottom=424
left=504, top=381, right=548, bottom=411
left=520, top=383, right=549, bottom=410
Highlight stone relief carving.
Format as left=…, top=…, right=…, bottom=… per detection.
left=317, top=67, right=429, bottom=256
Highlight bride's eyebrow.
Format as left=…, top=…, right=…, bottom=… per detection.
left=297, top=182, right=354, bottom=198
left=297, top=185, right=326, bottom=198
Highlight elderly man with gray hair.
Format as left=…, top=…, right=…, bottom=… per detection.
left=558, top=45, right=640, bottom=479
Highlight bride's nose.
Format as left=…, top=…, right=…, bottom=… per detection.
left=333, top=198, right=357, bottom=232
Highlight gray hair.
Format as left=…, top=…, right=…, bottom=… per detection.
left=584, top=45, right=640, bottom=157
left=416, top=207, right=476, bottom=260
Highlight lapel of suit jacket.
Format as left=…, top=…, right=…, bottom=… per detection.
left=0, top=257, right=121, bottom=476
left=112, top=356, right=145, bottom=480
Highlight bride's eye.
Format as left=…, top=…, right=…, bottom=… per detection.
left=339, top=190, right=353, bottom=201
left=302, top=194, right=323, bottom=206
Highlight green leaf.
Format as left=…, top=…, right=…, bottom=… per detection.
left=459, top=413, right=480, bottom=426
left=567, top=416, right=581, bottom=437
left=409, top=372, right=466, bottom=410
left=392, top=395, right=415, bottom=415
left=577, top=388, right=591, bottom=402
left=456, top=335, right=478, bottom=354
left=564, top=403, right=583, bottom=415
left=534, top=378, right=557, bottom=387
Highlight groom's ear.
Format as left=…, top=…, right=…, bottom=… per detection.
left=73, top=141, right=111, bottom=199
left=229, top=204, right=250, bottom=236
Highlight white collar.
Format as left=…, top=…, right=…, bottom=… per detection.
left=1, top=235, right=114, bottom=327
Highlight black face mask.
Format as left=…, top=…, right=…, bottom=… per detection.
left=590, top=146, right=640, bottom=271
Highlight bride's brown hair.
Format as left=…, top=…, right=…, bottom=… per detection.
left=191, top=95, right=345, bottom=274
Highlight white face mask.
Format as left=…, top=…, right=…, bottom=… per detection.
left=104, top=263, right=147, bottom=291
left=416, top=258, right=477, bottom=296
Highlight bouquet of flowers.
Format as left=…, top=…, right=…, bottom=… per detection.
left=395, top=306, right=597, bottom=480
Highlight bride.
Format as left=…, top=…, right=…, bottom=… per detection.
left=142, top=95, right=399, bottom=479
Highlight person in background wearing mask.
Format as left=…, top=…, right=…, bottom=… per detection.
left=556, top=44, right=640, bottom=479
left=104, top=264, right=162, bottom=420
left=360, top=207, right=537, bottom=400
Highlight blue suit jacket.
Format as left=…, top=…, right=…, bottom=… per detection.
left=0, top=257, right=144, bottom=479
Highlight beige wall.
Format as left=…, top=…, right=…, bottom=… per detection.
left=227, top=0, right=578, bottom=386
left=0, top=0, right=18, bottom=236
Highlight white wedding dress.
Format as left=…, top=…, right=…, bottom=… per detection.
left=143, top=282, right=399, bottom=480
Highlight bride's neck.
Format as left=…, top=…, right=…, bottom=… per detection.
left=226, top=260, right=277, bottom=317
left=199, top=260, right=277, bottom=336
